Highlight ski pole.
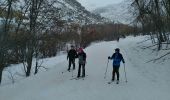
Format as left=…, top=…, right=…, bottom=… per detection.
left=62, top=70, right=68, bottom=74
left=104, top=59, right=109, bottom=79
left=72, top=65, right=75, bottom=77
left=72, top=69, right=74, bottom=77
left=123, top=63, right=128, bottom=83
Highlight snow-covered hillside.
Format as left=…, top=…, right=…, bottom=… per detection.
left=92, top=0, right=134, bottom=24
left=0, top=0, right=107, bottom=27
left=54, top=0, right=107, bottom=24
left=0, top=36, right=170, bottom=100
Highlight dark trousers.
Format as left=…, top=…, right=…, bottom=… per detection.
left=112, top=66, right=120, bottom=81
left=77, top=63, right=85, bottom=77
left=68, top=59, right=75, bottom=70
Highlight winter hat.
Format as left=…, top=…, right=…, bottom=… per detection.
left=115, top=48, right=120, bottom=52
left=78, top=47, right=83, bottom=53
left=71, top=45, right=74, bottom=48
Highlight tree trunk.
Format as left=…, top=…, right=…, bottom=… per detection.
left=26, top=59, right=32, bottom=77
left=26, top=49, right=33, bottom=77
left=0, top=67, right=3, bottom=84
left=34, top=61, right=38, bottom=75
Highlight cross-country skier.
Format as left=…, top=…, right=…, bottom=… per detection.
left=77, top=48, right=87, bottom=78
left=108, top=48, right=125, bottom=83
left=67, top=45, right=77, bottom=71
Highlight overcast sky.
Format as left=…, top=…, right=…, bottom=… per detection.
left=77, top=0, right=124, bottom=11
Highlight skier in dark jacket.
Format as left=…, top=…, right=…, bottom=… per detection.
left=108, top=48, right=125, bottom=82
left=67, top=45, right=77, bottom=71
left=77, top=48, right=87, bottom=78
left=117, top=36, right=120, bottom=42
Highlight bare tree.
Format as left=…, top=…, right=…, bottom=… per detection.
left=22, top=0, right=44, bottom=76
left=131, top=0, right=170, bottom=50
left=22, top=0, right=61, bottom=76
left=0, top=0, right=16, bottom=84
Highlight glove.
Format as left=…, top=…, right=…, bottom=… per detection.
left=108, top=56, right=111, bottom=59
left=122, top=60, right=125, bottom=63
left=82, top=61, right=86, bottom=64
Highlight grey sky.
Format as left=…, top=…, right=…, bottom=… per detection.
left=77, top=0, right=124, bottom=11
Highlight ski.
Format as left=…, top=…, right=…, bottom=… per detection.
left=116, top=80, right=119, bottom=84
left=107, top=81, right=114, bottom=84
left=61, top=70, right=68, bottom=74
left=107, top=80, right=119, bottom=84
left=70, top=77, right=78, bottom=80
left=62, top=69, right=75, bottom=74
left=70, top=77, right=83, bottom=80
left=70, top=75, right=88, bottom=80
left=80, top=75, right=88, bottom=80
left=75, top=77, right=85, bottom=80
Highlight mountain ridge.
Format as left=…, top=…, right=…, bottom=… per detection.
left=92, top=0, right=134, bottom=24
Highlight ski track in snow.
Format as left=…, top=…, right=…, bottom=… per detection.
left=0, top=36, right=170, bottom=100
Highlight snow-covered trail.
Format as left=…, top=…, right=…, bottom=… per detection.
left=0, top=38, right=170, bottom=100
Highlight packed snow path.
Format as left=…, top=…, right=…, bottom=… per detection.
left=0, top=36, right=170, bottom=100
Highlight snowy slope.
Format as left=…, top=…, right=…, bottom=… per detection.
left=92, top=0, right=134, bottom=24
left=0, top=36, right=170, bottom=100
